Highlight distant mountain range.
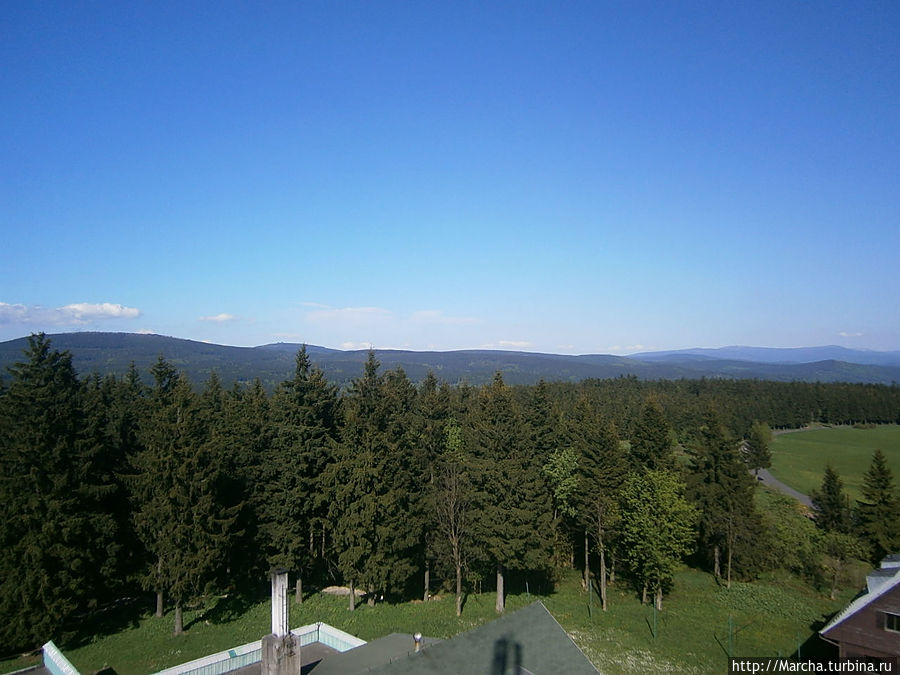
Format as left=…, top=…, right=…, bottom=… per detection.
left=2, top=333, right=900, bottom=388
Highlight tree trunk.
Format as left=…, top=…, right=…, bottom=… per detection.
left=424, top=562, right=430, bottom=602
left=642, top=583, right=647, bottom=605
left=610, top=549, right=616, bottom=584
left=156, top=558, right=164, bottom=617
left=583, top=531, right=590, bottom=593
left=495, top=565, right=505, bottom=614
left=367, top=584, right=375, bottom=607
left=174, top=603, right=183, bottom=635
left=727, top=541, right=733, bottom=589
left=599, top=535, right=608, bottom=612
left=714, top=544, right=721, bottom=579
left=455, top=563, right=463, bottom=617
left=655, top=586, right=663, bottom=611
left=296, top=577, right=302, bottom=604
left=349, top=579, right=356, bottom=611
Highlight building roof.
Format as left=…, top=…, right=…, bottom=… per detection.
left=309, top=633, right=442, bottom=674
left=821, top=557, right=900, bottom=637
left=353, top=601, right=597, bottom=674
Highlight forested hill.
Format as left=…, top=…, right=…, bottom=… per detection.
left=2, top=332, right=900, bottom=388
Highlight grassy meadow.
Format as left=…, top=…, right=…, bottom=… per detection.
left=770, top=425, right=900, bottom=501
left=2, top=536, right=856, bottom=675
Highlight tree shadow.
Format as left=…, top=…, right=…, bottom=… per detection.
left=189, top=586, right=266, bottom=628
left=64, top=596, right=145, bottom=649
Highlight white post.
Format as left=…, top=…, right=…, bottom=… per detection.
left=271, top=568, right=289, bottom=638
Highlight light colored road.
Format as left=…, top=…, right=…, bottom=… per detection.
left=755, top=468, right=814, bottom=508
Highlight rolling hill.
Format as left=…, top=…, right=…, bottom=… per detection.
left=2, top=332, right=900, bottom=388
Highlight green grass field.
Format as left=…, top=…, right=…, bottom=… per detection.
left=2, top=557, right=855, bottom=675
left=770, top=425, right=900, bottom=502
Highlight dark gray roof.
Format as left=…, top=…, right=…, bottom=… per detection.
left=310, top=633, right=443, bottom=675
left=362, top=602, right=597, bottom=674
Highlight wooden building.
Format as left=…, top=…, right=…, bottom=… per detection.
left=820, top=554, right=900, bottom=660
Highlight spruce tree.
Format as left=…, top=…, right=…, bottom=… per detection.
left=570, top=396, right=627, bottom=610
left=811, top=465, right=851, bottom=533
left=263, top=347, right=336, bottom=602
left=329, top=353, right=421, bottom=606
left=469, top=373, right=553, bottom=613
left=743, top=421, right=772, bottom=476
left=629, top=395, right=674, bottom=472
left=131, top=364, right=237, bottom=634
left=688, top=409, right=759, bottom=586
left=0, top=334, right=119, bottom=649
left=857, top=449, right=900, bottom=563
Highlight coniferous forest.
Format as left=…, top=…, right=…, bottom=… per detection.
left=2, top=334, right=899, bottom=651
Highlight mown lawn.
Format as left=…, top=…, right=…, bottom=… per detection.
left=770, top=425, right=900, bottom=501
left=2, top=563, right=855, bottom=675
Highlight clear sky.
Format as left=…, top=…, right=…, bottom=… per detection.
left=2, top=1, right=898, bottom=354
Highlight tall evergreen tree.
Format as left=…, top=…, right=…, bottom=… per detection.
left=629, top=395, right=674, bottom=472
left=0, top=334, right=119, bottom=650
left=857, top=449, right=900, bottom=563
left=329, top=353, right=420, bottom=606
left=131, top=364, right=237, bottom=634
left=469, top=373, right=553, bottom=613
left=264, top=347, right=337, bottom=602
left=811, top=465, right=852, bottom=533
left=570, top=396, right=627, bottom=610
left=743, top=421, right=772, bottom=476
left=688, top=409, right=759, bottom=586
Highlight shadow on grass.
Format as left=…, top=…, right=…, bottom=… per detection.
left=790, top=614, right=838, bottom=662
left=64, top=596, right=145, bottom=650
left=185, top=585, right=268, bottom=630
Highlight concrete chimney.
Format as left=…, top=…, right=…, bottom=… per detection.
left=262, top=569, right=300, bottom=675
left=271, top=568, right=289, bottom=638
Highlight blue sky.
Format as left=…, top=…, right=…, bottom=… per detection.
left=2, top=1, right=898, bottom=354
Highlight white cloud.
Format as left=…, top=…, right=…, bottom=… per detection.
left=409, top=310, right=477, bottom=325
left=62, top=302, right=141, bottom=320
left=606, top=344, right=647, bottom=354
left=839, top=331, right=863, bottom=338
left=0, top=301, right=141, bottom=325
left=498, top=340, right=531, bottom=349
left=199, top=313, right=238, bottom=322
left=341, top=341, right=374, bottom=350
left=135, top=328, right=156, bottom=335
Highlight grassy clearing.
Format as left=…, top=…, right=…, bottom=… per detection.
left=770, top=425, right=900, bottom=501
left=1, top=562, right=854, bottom=675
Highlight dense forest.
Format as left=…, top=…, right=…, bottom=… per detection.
left=1, top=334, right=899, bottom=651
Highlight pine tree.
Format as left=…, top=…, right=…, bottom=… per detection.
left=743, top=421, right=772, bottom=476
left=857, top=449, right=900, bottom=563
left=131, top=364, right=237, bottom=634
left=469, top=373, right=553, bottom=613
left=263, top=347, right=337, bottom=602
left=328, top=353, right=421, bottom=606
left=629, top=395, right=674, bottom=472
left=570, top=396, right=627, bottom=610
left=688, top=409, right=759, bottom=586
left=811, top=465, right=851, bottom=533
left=0, top=334, right=119, bottom=649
